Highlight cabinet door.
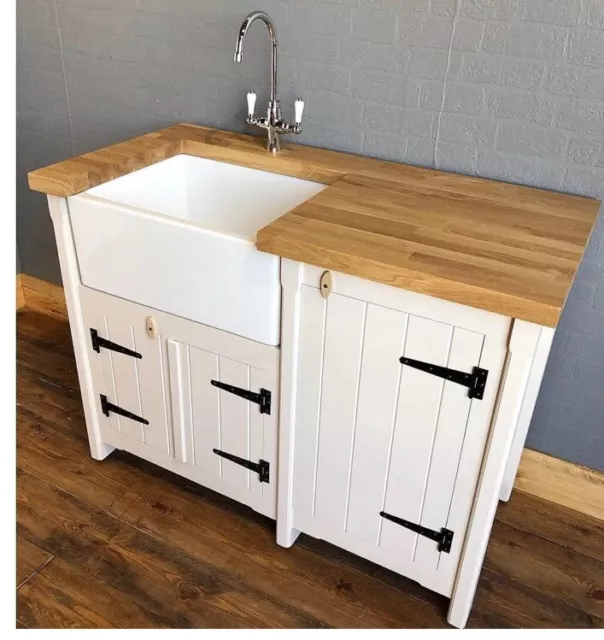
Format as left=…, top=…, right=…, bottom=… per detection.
left=81, top=285, right=278, bottom=519
left=82, top=288, right=173, bottom=456
left=167, top=336, right=277, bottom=515
left=291, top=269, right=508, bottom=597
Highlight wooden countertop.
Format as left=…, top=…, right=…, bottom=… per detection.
left=28, top=123, right=601, bottom=327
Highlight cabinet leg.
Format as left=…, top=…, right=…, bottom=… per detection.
left=276, top=524, right=301, bottom=548
left=89, top=441, right=115, bottom=461
left=447, top=596, right=471, bottom=629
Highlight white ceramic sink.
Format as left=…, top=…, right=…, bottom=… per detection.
left=68, top=155, right=327, bottom=345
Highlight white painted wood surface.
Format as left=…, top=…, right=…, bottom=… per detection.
left=282, top=261, right=510, bottom=599
left=47, top=189, right=554, bottom=629
left=499, top=326, right=554, bottom=501
left=447, top=320, right=543, bottom=629
left=47, top=196, right=114, bottom=461
left=80, top=285, right=279, bottom=519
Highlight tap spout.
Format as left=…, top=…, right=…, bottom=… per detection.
left=234, top=11, right=278, bottom=105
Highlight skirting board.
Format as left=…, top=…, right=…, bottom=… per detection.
left=18, top=274, right=67, bottom=320
left=15, top=275, right=603, bottom=521
left=16, top=274, right=25, bottom=310
left=514, top=448, right=603, bottom=521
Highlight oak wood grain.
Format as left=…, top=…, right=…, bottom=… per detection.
left=85, top=524, right=328, bottom=629
left=17, top=557, right=171, bottom=629
left=486, top=520, right=604, bottom=620
left=496, top=490, right=604, bottom=563
left=17, top=536, right=53, bottom=589
left=27, top=124, right=600, bottom=326
left=515, top=450, right=604, bottom=522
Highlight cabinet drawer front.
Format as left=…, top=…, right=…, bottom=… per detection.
left=82, top=289, right=172, bottom=455
left=291, top=269, right=508, bottom=596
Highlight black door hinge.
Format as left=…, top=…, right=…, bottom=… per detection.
left=210, top=380, right=271, bottom=414
left=400, top=356, right=489, bottom=400
left=91, top=329, right=142, bottom=359
left=213, top=448, right=270, bottom=483
left=380, top=511, right=454, bottom=553
left=100, top=394, right=149, bottom=425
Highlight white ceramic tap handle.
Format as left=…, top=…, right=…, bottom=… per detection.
left=247, top=91, right=256, bottom=116
left=294, top=99, right=304, bottom=124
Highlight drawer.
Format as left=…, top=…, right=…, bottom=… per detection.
left=80, top=285, right=279, bottom=519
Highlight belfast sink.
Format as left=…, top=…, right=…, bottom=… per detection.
left=68, top=154, right=327, bottom=345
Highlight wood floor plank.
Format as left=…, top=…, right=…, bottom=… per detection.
left=496, top=490, right=604, bottom=563
left=17, top=368, right=87, bottom=445
left=17, top=467, right=122, bottom=567
left=17, top=411, right=137, bottom=512
left=17, top=535, right=53, bottom=589
left=485, top=520, right=604, bottom=621
left=113, top=478, right=448, bottom=628
left=469, top=568, right=604, bottom=629
left=85, top=523, right=328, bottom=629
left=17, top=556, right=170, bottom=629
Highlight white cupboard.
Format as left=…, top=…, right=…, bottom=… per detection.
left=281, top=261, right=510, bottom=596
left=80, top=285, right=279, bottom=519
left=277, top=258, right=553, bottom=628
left=46, top=194, right=554, bottom=629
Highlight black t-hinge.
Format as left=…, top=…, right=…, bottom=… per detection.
left=210, top=380, right=271, bottom=414
left=100, top=394, right=149, bottom=425
left=213, top=449, right=270, bottom=483
left=400, top=356, right=489, bottom=400
left=380, top=511, right=454, bottom=553
left=91, top=329, right=142, bottom=359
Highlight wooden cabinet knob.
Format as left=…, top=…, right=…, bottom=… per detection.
left=146, top=316, right=158, bottom=339
left=320, top=271, right=333, bottom=299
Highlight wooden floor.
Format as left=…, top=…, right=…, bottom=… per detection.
left=16, top=308, right=604, bottom=629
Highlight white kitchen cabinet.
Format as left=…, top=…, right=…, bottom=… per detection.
left=277, top=258, right=552, bottom=628
left=46, top=191, right=554, bottom=629
left=78, top=283, right=279, bottom=519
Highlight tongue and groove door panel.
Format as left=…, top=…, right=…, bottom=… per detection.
left=82, top=291, right=172, bottom=455
left=167, top=339, right=272, bottom=500
left=291, top=269, right=508, bottom=597
left=80, top=285, right=278, bottom=519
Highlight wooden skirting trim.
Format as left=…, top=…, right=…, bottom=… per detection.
left=514, top=449, right=604, bottom=521
left=16, top=274, right=25, bottom=310
left=18, top=274, right=67, bottom=321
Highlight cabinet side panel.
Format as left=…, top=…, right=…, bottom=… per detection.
left=414, top=327, right=483, bottom=570
left=292, top=285, right=327, bottom=519
left=314, top=294, right=366, bottom=530
left=380, top=315, right=453, bottom=557
left=189, top=346, right=220, bottom=474
left=346, top=304, right=408, bottom=544
left=218, top=357, right=251, bottom=490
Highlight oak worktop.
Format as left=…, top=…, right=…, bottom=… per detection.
left=28, top=123, right=601, bottom=327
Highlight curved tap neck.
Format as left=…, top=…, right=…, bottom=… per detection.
left=235, top=11, right=278, bottom=105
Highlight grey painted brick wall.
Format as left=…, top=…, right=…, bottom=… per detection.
left=17, top=0, right=604, bottom=471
